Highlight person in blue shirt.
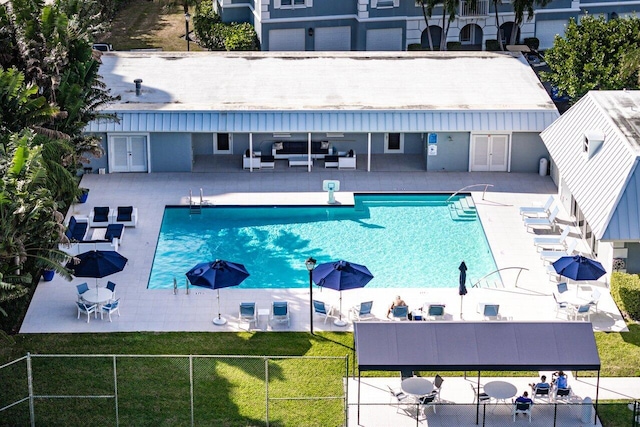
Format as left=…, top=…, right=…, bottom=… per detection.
left=529, top=375, right=550, bottom=391
left=552, top=371, right=568, bottom=389
left=515, top=391, right=533, bottom=405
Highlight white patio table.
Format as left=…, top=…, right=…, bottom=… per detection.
left=81, top=288, right=113, bottom=306
left=484, top=380, right=517, bottom=404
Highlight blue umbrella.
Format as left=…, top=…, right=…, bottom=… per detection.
left=312, top=260, right=374, bottom=326
left=186, top=259, right=249, bottom=325
left=67, top=250, right=128, bottom=287
left=459, top=261, right=468, bottom=318
left=553, top=255, right=606, bottom=281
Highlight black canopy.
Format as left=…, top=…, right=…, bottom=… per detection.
left=354, top=321, right=600, bottom=371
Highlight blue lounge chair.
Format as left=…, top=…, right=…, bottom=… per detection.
left=270, top=301, right=290, bottom=327
left=391, top=305, right=409, bottom=321
left=426, top=304, right=446, bottom=320
left=239, top=302, right=257, bottom=329
left=313, top=300, right=335, bottom=324
left=479, top=304, right=500, bottom=320
left=349, top=301, right=374, bottom=321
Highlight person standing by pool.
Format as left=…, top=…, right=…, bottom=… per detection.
left=387, top=295, right=407, bottom=318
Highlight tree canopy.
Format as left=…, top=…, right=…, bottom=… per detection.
left=543, top=15, right=640, bottom=102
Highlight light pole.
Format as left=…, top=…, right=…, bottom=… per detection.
left=185, top=12, right=191, bottom=52
left=305, top=257, right=317, bottom=334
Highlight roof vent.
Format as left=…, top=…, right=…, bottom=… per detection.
left=134, top=78, right=143, bottom=96
left=583, top=130, right=605, bottom=159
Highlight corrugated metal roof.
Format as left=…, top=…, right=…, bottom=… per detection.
left=85, top=110, right=558, bottom=133
left=540, top=91, right=640, bottom=241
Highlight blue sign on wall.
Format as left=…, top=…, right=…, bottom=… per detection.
left=428, top=133, right=438, bottom=144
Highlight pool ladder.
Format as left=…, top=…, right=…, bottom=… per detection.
left=189, top=188, right=203, bottom=215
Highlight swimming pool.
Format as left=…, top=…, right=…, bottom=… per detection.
left=148, top=194, right=497, bottom=289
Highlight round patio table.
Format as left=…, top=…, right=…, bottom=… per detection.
left=81, top=288, right=113, bottom=306
left=401, top=377, right=434, bottom=397
left=484, top=380, right=517, bottom=402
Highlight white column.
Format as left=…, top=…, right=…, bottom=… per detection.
left=249, top=133, right=253, bottom=172
left=367, top=133, right=372, bottom=172
left=308, top=133, right=312, bottom=173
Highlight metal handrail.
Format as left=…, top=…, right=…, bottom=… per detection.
left=199, top=188, right=203, bottom=205
left=446, top=184, right=494, bottom=202
left=470, top=266, right=529, bottom=288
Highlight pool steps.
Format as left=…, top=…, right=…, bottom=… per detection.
left=448, top=196, right=477, bottom=221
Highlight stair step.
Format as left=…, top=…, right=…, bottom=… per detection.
left=450, top=209, right=477, bottom=221
left=459, top=197, right=477, bottom=213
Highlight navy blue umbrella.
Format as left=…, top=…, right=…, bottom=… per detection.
left=186, top=260, right=249, bottom=325
left=312, top=260, right=373, bottom=325
left=553, top=255, right=606, bottom=281
left=459, top=261, right=468, bottom=318
left=67, top=250, right=128, bottom=287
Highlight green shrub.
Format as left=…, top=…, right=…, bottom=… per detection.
left=524, top=37, right=540, bottom=50
left=407, top=43, right=423, bottom=51
left=224, top=23, right=260, bottom=51
left=446, top=41, right=462, bottom=51
left=194, top=3, right=259, bottom=51
left=485, top=39, right=500, bottom=51
left=610, top=272, right=640, bottom=320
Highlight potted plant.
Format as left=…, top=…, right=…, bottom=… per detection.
left=42, top=269, right=55, bottom=281
left=78, top=188, right=89, bottom=203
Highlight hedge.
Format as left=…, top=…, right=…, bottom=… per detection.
left=524, top=37, right=540, bottom=50
left=446, top=41, right=462, bottom=51
left=610, top=272, right=640, bottom=320
left=485, top=39, right=500, bottom=51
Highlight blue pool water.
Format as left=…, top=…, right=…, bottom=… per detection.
left=148, top=194, right=497, bottom=289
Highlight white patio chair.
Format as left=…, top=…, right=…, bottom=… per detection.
left=519, top=195, right=554, bottom=218
left=313, top=300, right=335, bottom=324
left=101, top=299, right=120, bottom=322
left=524, top=206, right=560, bottom=232
left=77, top=301, right=97, bottom=323
left=512, top=400, right=532, bottom=422
left=534, top=226, right=571, bottom=250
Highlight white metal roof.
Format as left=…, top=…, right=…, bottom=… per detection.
left=540, top=91, right=640, bottom=241
left=86, top=51, right=558, bottom=133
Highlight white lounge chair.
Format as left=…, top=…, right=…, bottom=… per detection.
left=524, top=206, right=559, bottom=232
left=520, top=195, right=554, bottom=218
left=540, top=239, right=578, bottom=263
left=534, top=226, right=571, bottom=250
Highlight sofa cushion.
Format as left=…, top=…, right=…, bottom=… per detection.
left=93, top=207, right=110, bottom=222
left=117, top=206, right=134, bottom=221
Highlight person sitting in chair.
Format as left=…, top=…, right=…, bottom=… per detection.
left=515, top=391, right=533, bottom=405
left=387, top=295, right=407, bottom=318
left=529, top=375, right=550, bottom=392
left=552, top=371, right=568, bottom=389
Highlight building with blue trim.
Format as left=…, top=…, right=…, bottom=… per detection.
left=215, top=0, right=640, bottom=51
left=84, top=51, right=557, bottom=173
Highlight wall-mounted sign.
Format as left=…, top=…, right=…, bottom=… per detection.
left=428, top=145, right=437, bottom=156
left=428, top=133, right=438, bottom=144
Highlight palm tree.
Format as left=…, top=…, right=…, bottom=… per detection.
left=508, top=0, right=551, bottom=46
left=419, top=0, right=469, bottom=51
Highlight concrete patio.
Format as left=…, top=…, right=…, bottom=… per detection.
left=20, top=160, right=626, bottom=333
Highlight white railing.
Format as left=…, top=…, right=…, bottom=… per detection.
left=446, top=183, right=493, bottom=202
left=459, top=0, right=489, bottom=17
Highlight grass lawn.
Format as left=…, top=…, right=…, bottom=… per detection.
left=97, top=0, right=203, bottom=51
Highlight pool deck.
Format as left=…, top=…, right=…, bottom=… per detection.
left=20, top=166, right=626, bottom=333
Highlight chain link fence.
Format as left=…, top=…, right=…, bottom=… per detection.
left=0, top=353, right=348, bottom=426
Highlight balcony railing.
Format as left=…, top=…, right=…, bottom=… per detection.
left=460, top=0, right=489, bottom=17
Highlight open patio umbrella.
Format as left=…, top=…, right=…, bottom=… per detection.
left=66, top=250, right=128, bottom=287
left=312, top=260, right=373, bottom=327
left=459, top=261, right=468, bottom=319
left=186, top=259, right=249, bottom=325
left=553, top=255, right=606, bottom=281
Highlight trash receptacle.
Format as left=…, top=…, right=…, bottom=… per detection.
left=581, top=397, right=593, bottom=423
left=539, top=158, right=548, bottom=176
left=98, top=168, right=106, bottom=175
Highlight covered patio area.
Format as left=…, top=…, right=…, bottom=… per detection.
left=353, top=322, right=601, bottom=426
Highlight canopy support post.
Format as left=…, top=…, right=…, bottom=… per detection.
left=357, top=371, right=361, bottom=425
left=594, top=370, right=600, bottom=425
left=476, top=371, right=481, bottom=425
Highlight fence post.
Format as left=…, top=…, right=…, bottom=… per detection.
left=113, top=355, right=120, bottom=427
left=265, top=357, right=269, bottom=427
left=26, top=352, right=35, bottom=427
left=554, top=402, right=558, bottom=426
left=344, top=356, right=349, bottom=427
left=188, top=355, right=194, bottom=427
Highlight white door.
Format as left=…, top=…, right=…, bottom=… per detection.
left=366, top=28, right=402, bottom=51
left=109, top=135, right=148, bottom=172
left=269, top=29, right=305, bottom=51
left=470, top=134, right=509, bottom=172
left=536, top=20, right=567, bottom=49
left=315, top=27, right=351, bottom=51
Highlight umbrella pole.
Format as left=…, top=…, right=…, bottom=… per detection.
left=334, top=291, right=347, bottom=327
left=213, top=289, right=227, bottom=325
left=460, top=295, right=464, bottom=320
